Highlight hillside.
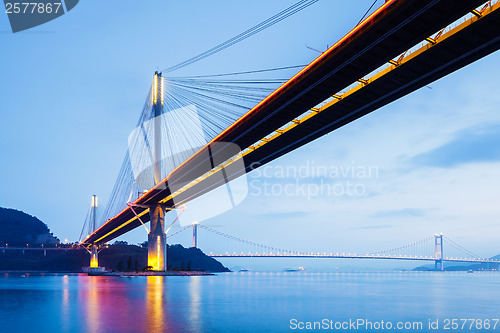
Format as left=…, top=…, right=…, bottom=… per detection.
left=413, top=258, right=500, bottom=271
left=0, top=243, right=230, bottom=272
left=0, top=207, right=229, bottom=272
left=100, top=243, right=230, bottom=272
left=0, top=207, right=59, bottom=246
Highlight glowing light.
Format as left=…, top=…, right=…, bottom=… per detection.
left=146, top=276, right=165, bottom=331
left=90, top=244, right=99, bottom=268
left=90, top=254, right=98, bottom=268
left=157, top=235, right=160, bottom=270
left=91, top=195, right=98, bottom=207
left=153, top=73, right=158, bottom=105
left=160, top=77, right=164, bottom=107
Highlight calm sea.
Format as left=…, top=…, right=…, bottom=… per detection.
left=0, top=271, right=499, bottom=332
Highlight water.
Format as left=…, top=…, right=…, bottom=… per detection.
left=0, top=271, right=499, bottom=332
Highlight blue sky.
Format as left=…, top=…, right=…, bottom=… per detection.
left=1, top=1, right=499, bottom=270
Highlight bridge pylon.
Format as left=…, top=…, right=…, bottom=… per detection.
left=85, top=195, right=105, bottom=273
left=434, top=234, right=444, bottom=271
left=147, top=72, right=167, bottom=271
left=148, top=204, right=166, bottom=271
left=85, top=242, right=106, bottom=273
left=152, top=71, right=163, bottom=185
left=193, top=223, right=198, bottom=248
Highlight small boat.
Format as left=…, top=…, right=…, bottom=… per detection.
left=283, top=267, right=306, bottom=272
left=239, top=268, right=251, bottom=272
left=467, top=269, right=474, bottom=273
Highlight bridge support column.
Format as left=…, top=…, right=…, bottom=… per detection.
left=147, top=72, right=167, bottom=271
left=434, top=234, right=444, bottom=271
left=193, top=223, right=198, bottom=248
left=90, top=244, right=99, bottom=268
left=148, top=204, right=166, bottom=271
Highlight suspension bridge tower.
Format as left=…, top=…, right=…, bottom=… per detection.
left=193, top=222, right=198, bottom=248
left=148, top=72, right=167, bottom=271
left=434, top=233, right=444, bottom=271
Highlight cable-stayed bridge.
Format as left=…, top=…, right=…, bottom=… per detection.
left=80, top=0, right=500, bottom=271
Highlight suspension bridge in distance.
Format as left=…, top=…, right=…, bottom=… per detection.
left=5, top=229, right=499, bottom=271
left=166, top=225, right=500, bottom=271
left=79, top=0, right=500, bottom=271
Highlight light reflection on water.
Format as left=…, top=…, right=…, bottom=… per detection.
left=146, top=276, right=166, bottom=332
left=188, top=276, right=201, bottom=333
left=0, top=271, right=499, bottom=332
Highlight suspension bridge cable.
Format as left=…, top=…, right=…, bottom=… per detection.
left=162, top=0, right=319, bottom=73
left=355, top=0, right=378, bottom=27
left=365, top=236, right=434, bottom=256
left=198, top=224, right=303, bottom=254
left=166, top=0, right=386, bottom=74
left=169, top=64, right=308, bottom=79
left=443, top=236, right=482, bottom=259
left=78, top=205, right=91, bottom=243
left=166, top=225, right=192, bottom=239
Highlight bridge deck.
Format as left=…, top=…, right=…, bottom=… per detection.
left=209, top=254, right=500, bottom=264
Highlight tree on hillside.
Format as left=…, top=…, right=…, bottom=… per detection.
left=0, top=207, right=60, bottom=246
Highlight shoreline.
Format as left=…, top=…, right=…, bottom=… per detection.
left=0, top=270, right=215, bottom=276
left=117, top=271, right=214, bottom=276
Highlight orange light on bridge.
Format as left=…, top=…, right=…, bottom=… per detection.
left=90, top=255, right=98, bottom=268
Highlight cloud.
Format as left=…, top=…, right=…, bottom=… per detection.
left=371, top=208, right=425, bottom=218
left=352, top=224, right=393, bottom=229
left=411, top=124, right=500, bottom=168
left=253, top=211, right=311, bottom=220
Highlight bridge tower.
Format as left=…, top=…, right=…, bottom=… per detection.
left=192, top=223, right=198, bottom=248
left=148, top=72, right=167, bottom=271
left=90, top=195, right=98, bottom=268
left=434, top=234, right=444, bottom=271
left=87, top=195, right=103, bottom=271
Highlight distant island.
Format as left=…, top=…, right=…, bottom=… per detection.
left=0, top=207, right=229, bottom=273
left=413, top=259, right=500, bottom=272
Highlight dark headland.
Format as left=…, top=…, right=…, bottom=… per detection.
left=0, top=207, right=230, bottom=273
left=412, top=258, right=500, bottom=272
